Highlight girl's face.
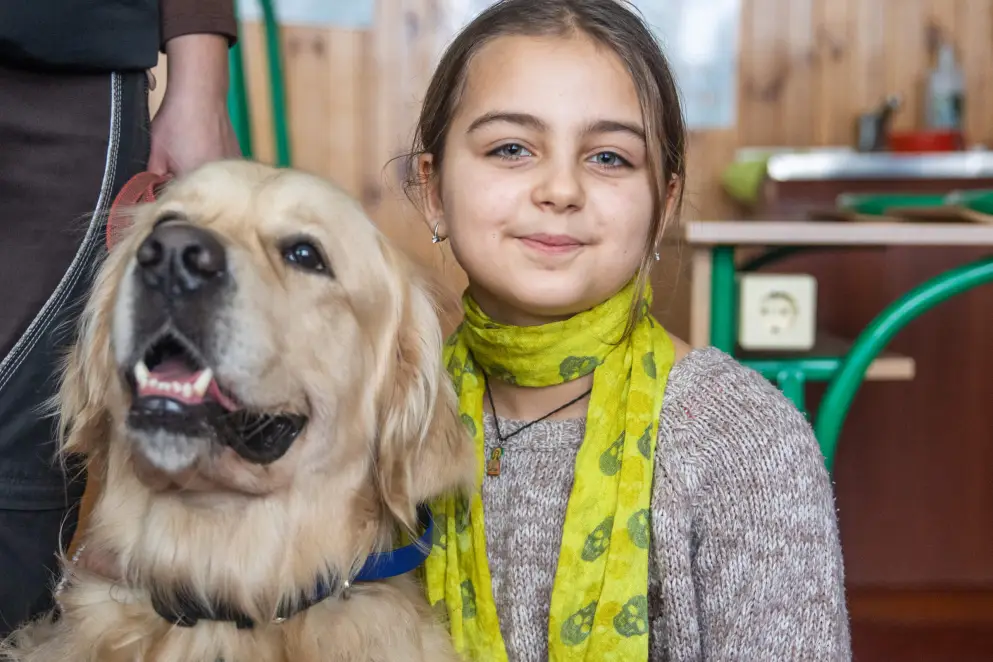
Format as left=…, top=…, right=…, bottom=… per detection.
left=421, top=34, right=655, bottom=326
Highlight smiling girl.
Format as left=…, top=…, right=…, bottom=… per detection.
left=407, top=1, right=850, bottom=660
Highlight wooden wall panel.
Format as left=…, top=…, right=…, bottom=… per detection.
left=732, top=0, right=993, bottom=157
left=849, top=1, right=885, bottom=144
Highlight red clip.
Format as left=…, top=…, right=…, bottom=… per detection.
left=105, top=172, right=172, bottom=251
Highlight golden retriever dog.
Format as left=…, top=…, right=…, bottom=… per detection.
left=1, top=160, right=474, bottom=662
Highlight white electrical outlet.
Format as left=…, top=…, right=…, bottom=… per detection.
left=738, top=273, right=817, bottom=351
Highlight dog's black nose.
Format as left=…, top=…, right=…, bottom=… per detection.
left=136, top=221, right=226, bottom=295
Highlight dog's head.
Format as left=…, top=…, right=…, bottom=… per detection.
left=63, top=160, right=474, bottom=536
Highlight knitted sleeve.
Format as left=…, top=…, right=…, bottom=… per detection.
left=650, top=348, right=851, bottom=661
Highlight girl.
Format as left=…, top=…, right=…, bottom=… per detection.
left=407, top=1, right=850, bottom=660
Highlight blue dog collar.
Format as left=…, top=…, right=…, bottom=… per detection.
left=145, top=504, right=436, bottom=629
left=354, top=504, right=434, bottom=582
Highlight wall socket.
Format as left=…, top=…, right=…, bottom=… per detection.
left=738, top=273, right=817, bottom=351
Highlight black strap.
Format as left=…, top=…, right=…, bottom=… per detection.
left=151, top=574, right=344, bottom=630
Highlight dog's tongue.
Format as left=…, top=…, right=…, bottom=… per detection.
left=151, top=359, right=200, bottom=382
left=138, top=359, right=238, bottom=410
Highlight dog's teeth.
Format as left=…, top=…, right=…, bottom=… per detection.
left=182, top=383, right=193, bottom=398
left=149, top=378, right=161, bottom=389
left=134, top=361, right=150, bottom=387
left=193, top=369, right=213, bottom=396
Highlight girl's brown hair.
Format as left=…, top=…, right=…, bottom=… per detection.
left=405, top=0, right=687, bottom=328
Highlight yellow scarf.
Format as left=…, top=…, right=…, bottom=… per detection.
left=424, top=280, right=675, bottom=661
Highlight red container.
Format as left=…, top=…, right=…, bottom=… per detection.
left=888, top=130, right=964, bottom=152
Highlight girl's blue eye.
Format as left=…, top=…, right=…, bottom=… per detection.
left=590, top=151, right=629, bottom=168
left=490, top=143, right=532, bottom=159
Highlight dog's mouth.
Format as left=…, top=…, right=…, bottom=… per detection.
left=126, top=332, right=308, bottom=467
left=133, top=334, right=239, bottom=411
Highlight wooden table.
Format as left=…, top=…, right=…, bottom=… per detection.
left=681, top=220, right=993, bottom=470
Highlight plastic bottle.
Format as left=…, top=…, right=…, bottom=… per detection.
left=926, top=43, right=964, bottom=130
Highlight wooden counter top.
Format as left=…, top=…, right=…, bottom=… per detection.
left=681, top=220, right=993, bottom=247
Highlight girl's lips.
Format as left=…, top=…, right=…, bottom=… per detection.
left=519, top=234, right=584, bottom=254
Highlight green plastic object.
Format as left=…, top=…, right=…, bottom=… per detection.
left=721, top=158, right=769, bottom=206
left=946, top=189, right=993, bottom=215
left=836, top=189, right=993, bottom=217
left=836, top=192, right=946, bottom=216
left=815, top=256, right=993, bottom=471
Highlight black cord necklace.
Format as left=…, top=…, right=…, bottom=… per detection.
left=484, top=378, right=593, bottom=477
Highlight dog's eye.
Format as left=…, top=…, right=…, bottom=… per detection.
left=281, top=241, right=330, bottom=275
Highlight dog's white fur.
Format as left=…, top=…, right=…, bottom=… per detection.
left=1, top=160, right=474, bottom=661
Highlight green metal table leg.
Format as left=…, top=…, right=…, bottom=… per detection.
left=815, top=256, right=993, bottom=472
left=710, top=245, right=737, bottom=353
left=742, top=358, right=842, bottom=383
left=776, top=369, right=806, bottom=413
left=259, top=0, right=291, bottom=167
left=228, top=40, right=253, bottom=158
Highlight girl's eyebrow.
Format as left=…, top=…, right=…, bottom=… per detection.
left=466, top=111, right=645, bottom=142
left=466, top=111, right=547, bottom=134
left=584, top=119, right=645, bottom=142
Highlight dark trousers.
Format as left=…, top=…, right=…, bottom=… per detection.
left=0, top=64, right=149, bottom=636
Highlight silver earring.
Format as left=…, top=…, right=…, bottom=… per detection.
left=653, top=250, right=660, bottom=262
left=431, top=221, right=445, bottom=244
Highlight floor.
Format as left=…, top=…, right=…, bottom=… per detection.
left=848, top=588, right=993, bottom=661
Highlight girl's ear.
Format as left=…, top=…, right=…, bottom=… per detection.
left=417, top=153, right=448, bottom=239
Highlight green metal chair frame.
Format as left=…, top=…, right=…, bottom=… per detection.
left=227, top=0, right=291, bottom=167
left=708, top=244, right=993, bottom=471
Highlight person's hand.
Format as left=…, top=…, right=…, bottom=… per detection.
left=148, top=34, right=242, bottom=177
left=148, top=86, right=241, bottom=177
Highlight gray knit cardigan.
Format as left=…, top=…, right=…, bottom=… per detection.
left=479, top=347, right=851, bottom=661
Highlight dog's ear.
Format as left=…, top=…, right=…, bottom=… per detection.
left=56, top=248, right=128, bottom=467
left=375, top=243, right=476, bottom=532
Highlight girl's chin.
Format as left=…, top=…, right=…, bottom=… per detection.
left=472, top=276, right=627, bottom=327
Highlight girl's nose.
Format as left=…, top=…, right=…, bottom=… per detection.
left=531, top=158, right=585, bottom=213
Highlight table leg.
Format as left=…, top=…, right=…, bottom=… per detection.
left=815, top=255, right=993, bottom=472
left=709, top=245, right=737, bottom=354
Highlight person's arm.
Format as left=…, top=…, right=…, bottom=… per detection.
left=653, top=353, right=851, bottom=660
left=148, top=0, right=241, bottom=176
